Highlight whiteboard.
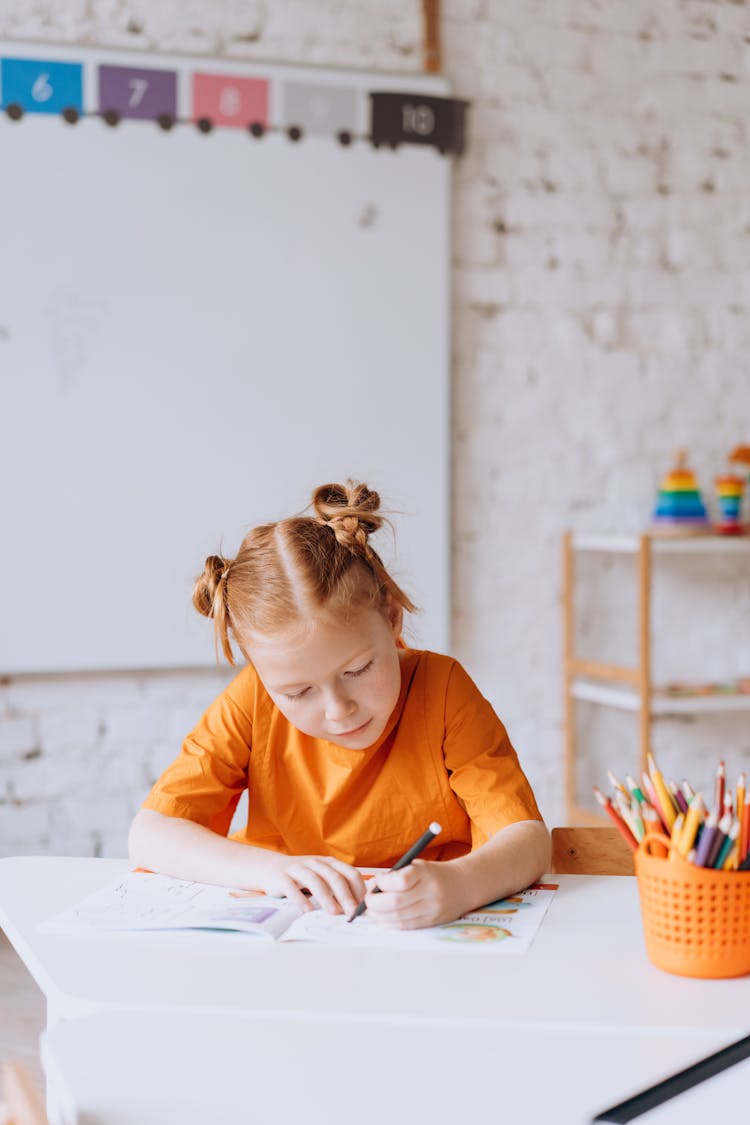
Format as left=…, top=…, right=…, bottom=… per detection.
left=0, top=45, right=453, bottom=673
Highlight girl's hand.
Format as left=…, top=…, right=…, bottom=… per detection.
left=363, top=859, right=467, bottom=930
left=261, top=855, right=366, bottom=916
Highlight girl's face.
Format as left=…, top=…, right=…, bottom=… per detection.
left=243, top=601, right=404, bottom=749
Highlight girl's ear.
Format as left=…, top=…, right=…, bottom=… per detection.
left=384, top=594, right=403, bottom=639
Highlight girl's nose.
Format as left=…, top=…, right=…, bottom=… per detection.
left=324, top=688, right=356, bottom=721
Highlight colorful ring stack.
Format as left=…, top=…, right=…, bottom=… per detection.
left=651, top=451, right=710, bottom=534
left=715, top=474, right=745, bottom=535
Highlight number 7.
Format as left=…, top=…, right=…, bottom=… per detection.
left=128, top=78, right=149, bottom=108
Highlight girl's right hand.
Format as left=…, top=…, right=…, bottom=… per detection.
left=261, top=855, right=366, bottom=916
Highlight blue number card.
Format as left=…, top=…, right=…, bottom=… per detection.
left=0, top=57, right=83, bottom=114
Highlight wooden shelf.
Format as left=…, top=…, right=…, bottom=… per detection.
left=571, top=678, right=750, bottom=714
left=572, top=532, right=750, bottom=554
left=562, top=530, right=750, bottom=821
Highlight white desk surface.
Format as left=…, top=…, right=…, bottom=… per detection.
left=40, top=1009, right=736, bottom=1125
left=1, top=855, right=750, bottom=1032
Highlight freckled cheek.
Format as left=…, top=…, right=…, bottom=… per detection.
left=368, top=668, right=401, bottom=714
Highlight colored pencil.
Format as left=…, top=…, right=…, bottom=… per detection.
left=608, top=770, right=631, bottom=801
left=626, top=775, right=647, bottom=807
left=705, top=811, right=732, bottom=869
left=714, top=760, right=726, bottom=817
left=615, top=792, right=644, bottom=842
left=641, top=772, right=670, bottom=834
left=594, top=788, right=638, bottom=851
left=668, top=813, right=684, bottom=861
left=741, top=800, right=750, bottom=865
left=736, top=771, right=745, bottom=823
left=648, top=753, right=677, bottom=832
left=677, top=794, right=705, bottom=858
left=714, top=821, right=739, bottom=870
left=693, top=811, right=718, bottom=868
left=669, top=780, right=689, bottom=816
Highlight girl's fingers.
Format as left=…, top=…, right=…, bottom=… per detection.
left=376, top=863, right=422, bottom=893
left=288, top=866, right=342, bottom=914
left=278, top=877, right=315, bottom=911
left=324, top=857, right=367, bottom=900
left=319, top=871, right=361, bottom=915
left=304, top=860, right=360, bottom=914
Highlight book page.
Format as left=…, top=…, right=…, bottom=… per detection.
left=279, top=883, right=558, bottom=953
left=38, top=869, right=300, bottom=939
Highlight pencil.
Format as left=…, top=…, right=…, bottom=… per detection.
left=608, top=770, right=631, bottom=801
left=741, top=800, right=750, bottom=865
left=668, top=813, right=684, bottom=861
left=347, top=822, right=442, bottom=922
left=705, top=811, right=732, bottom=869
left=641, top=772, right=670, bottom=833
left=714, top=821, right=739, bottom=870
left=594, top=788, right=638, bottom=851
left=625, top=774, right=647, bottom=807
left=669, top=780, right=689, bottom=816
left=614, top=792, right=644, bottom=842
left=693, top=811, right=718, bottom=868
left=736, top=771, right=745, bottom=823
left=677, top=794, right=705, bottom=858
left=641, top=804, right=669, bottom=856
left=714, top=759, right=726, bottom=817
left=648, top=753, right=677, bottom=832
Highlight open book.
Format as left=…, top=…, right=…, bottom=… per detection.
left=40, top=869, right=557, bottom=953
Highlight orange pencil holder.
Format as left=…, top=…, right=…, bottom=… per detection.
left=634, top=833, right=750, bottom=979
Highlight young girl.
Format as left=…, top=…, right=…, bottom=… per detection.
left=129, top=481, right=550, bottom=929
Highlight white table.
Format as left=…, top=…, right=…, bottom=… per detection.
left=1, top=856, right=749, bottom=1033
left=39, top=1010, right=736, bottom=1125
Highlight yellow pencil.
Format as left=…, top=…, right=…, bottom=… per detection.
left=648, top=752, right=677, bottom=832
left=736, top=771, right=746, bottom=822
left=668, top=813, right=684, bottom=861
left=677, top=794, right=705, bottom=858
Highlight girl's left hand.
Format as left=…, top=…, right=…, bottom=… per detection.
left=362, top=859, right=468, bottom=930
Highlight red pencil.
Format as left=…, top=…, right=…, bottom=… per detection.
left=594, top=787, right=638, bottom=851
left=714, top=760, right=726, bottom=817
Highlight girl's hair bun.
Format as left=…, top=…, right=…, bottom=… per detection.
left=311, top=480, right=384, bottom=557
left=193, top=554, right=231, bottom=618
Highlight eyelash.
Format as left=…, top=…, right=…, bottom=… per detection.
left=282, top=660, right=373, bottom=701
left=348, top=660, right=373, bottom=679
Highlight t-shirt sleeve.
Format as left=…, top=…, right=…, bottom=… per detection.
left=141, top=671, right=254, bottom=836
left=441, top=659, right=543, bottom=847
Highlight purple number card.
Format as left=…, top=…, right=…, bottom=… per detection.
left=98, top=65, right=177, bottom=121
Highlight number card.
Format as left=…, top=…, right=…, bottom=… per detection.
left=191, top=73, right=268, bottom=129
left=281, top=81, right=357, bottom=138
left=0, top=57, right=83, bottom=115
left=98, top=64, right=177, bottom=121
left=369, top=92, right=468, bottom=156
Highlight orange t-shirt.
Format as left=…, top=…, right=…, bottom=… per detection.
left=142, top=649, right=543, bottom=869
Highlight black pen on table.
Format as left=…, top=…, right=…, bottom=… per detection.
left=347, top=821, right=442, bottom=922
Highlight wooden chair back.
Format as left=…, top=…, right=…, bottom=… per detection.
left=551, top=826, right=635, bottom=876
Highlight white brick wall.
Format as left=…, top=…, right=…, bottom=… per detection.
left=2, top=0, right=750, bottom=855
